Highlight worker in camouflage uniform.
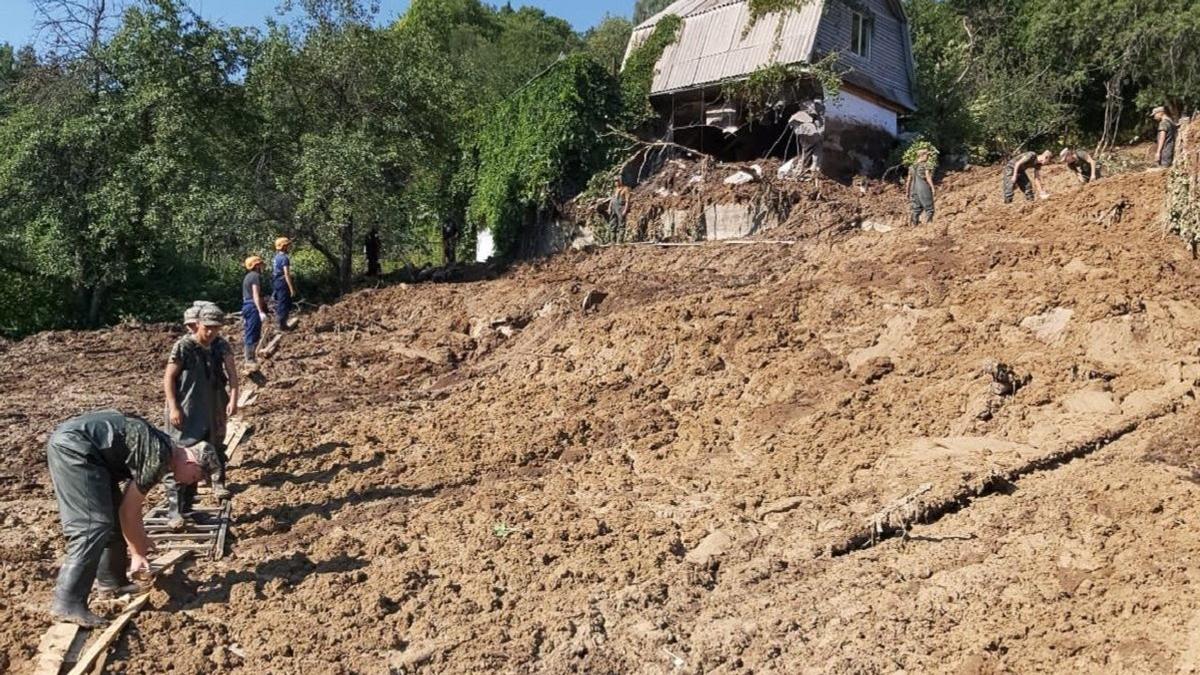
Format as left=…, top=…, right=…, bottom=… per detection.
left=162, top=302, right=237, bottom=529
left=1153, top=106, right=1179, bottom=168
left=1002, top=150, right=1052, bottom=203
left=1060, top=147, right=1100, bottom=184
left=906, top=147, right=936, bottom=224
left=47, top=410, right=217, bottom=626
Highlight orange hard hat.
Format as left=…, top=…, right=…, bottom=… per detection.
left=274, top=237, right=291, bottom=251
left=244, top=255, right=264, bottom=271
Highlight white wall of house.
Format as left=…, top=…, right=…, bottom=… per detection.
left=476, top=228, right=495, bottom=262
left=826, top=89, right=898, bottom=136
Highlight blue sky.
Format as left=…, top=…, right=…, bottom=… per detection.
left=0, top=0, right=637, bottom=48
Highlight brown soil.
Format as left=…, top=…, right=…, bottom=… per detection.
left=3, top=160, right=1200, bottom=674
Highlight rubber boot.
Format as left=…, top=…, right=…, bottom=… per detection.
left=179, top=482, right=196, bottom=516
left=51, top=563, right=105, bottom=628
left=94, top=539, right=140, bottom=597
left=165, top=479, right=185, bottom=531
left=210, top=469, right=231, bottom=501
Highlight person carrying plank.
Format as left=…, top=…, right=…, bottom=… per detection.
left=47, top=410, right=218, bottom=627
left=162, top=301, right=237, bottom=530
left=1002, top=150, right=1052, bottom=203
left=242, top=256, right=269, bottom=366
left=273, top=237, right=297, bottom=331
left=1060, top=147, right=1100, bottom=184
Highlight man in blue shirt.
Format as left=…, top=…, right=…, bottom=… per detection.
left=273, top=237, right=297, bottom=331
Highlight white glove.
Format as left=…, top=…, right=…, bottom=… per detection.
left=259, top=312, right=268, bottom=323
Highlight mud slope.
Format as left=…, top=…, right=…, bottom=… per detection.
left=2, top=166, right=1199, bottom=674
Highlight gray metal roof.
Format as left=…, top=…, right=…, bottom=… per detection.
left=626, top=0, right=826, bottom=95
left=625, top=0, right=916, bottom=111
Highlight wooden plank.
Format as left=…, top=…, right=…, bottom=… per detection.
left=152, top=539, right=215, bottom=548
left=147, top=532, right=218, bottom=542
left=236, top=384, right=258, bottom=409
left=65, top=595, right=149, bottom=675
left=67, top=551, right=191, bottom=675
left=145, top=523, right=220, bottom=532
left=214, top=501, right=231, bottom=560
left=260, top=334, right=282, bottom=358
left=34, top=623, right=80, bottom=675
left=225, top=421, right=252, bottom=468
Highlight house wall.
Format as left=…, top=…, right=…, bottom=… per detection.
left=827, top=88, right=898, bottom=135
left=813, top=0, right=914, bottom=110
left=822, top=88, right=899, bottom=178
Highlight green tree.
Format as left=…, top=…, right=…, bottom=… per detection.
left=248, top=1, right=459, bottom=292
left=0, top=0, right=251, bottom=328
left=395, top=0, right=593, bottom=262
left=585, top=14, right=633, bottom=76
left=633, top=0, right=674, bottom=25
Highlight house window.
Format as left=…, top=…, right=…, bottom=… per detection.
left=851, top=11, right=872, bottom=59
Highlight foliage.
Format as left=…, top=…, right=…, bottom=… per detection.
left=0, top=0, right=252, bottom=331
left=585, top=14, right=633, bottom=77
left=1167, top=121, right=1200, bottom=248
left=246, top=3, right=457, bottom=294
left=468, top=54, right=620, bottom=259
left=905, top=0, right=1200, bottom=157
left=721, top=54, right=843, bottom=120
left=633, top=0, right=674, bottom=25
left=397, top=0, right=590, bottom=263
left=747, top=0, right=810, bottom=24
left=619, top=13, right=681, bottom=129
left=900, top=137, right=939, bottom=166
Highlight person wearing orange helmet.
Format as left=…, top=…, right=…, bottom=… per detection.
left=241, top=256, right=269, bottom=366
left=272, top=237, right=296, bottom=331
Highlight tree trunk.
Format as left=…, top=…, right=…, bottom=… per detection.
left=339, top=218, right=354, bottom=294
left=1098, top=71, right=1125, bottom=154
left=76, top=284, right=105, bottom=328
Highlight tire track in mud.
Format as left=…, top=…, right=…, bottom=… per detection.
left=830, top=392, right=1196, bottom=556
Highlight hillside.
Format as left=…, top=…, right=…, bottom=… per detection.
left=3, top=163, right=1200, bottom=673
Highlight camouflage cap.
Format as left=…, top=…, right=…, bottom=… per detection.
left=183, top=304, right=200, bottom=325
left=188, top=441, right=222, bottom=478
left=193, top=301, right=225, bottom=327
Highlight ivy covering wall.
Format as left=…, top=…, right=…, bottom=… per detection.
left=467, top=54, right=621, bottom=258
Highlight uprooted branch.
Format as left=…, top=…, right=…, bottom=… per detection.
left=603, top=126, right=716, bottom=161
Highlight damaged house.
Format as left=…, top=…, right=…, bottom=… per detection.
left=625, top=0, right=918, bottom=177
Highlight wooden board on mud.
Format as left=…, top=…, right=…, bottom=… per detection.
left=36, top=551, right=191, bottom=675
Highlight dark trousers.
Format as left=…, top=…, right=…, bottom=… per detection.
left=910, top=181, right=935, bottom=224
left=1002, top=165, right=1034, bottom=203
left=797, top=135, right=822, bottom=171
left=242, top=301, right=261, bottom=360
left=47, top=436, right=130, bottom=600
left=273, top=288, right=292, bottom=330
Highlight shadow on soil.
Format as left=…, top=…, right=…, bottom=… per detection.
left=169, top=551, right=370, bottom=610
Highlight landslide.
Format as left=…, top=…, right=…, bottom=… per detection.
left=2, top=164, right=1200, bottom=673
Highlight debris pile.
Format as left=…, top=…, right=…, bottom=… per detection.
left=4, top=163, right=1200, bottom=673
